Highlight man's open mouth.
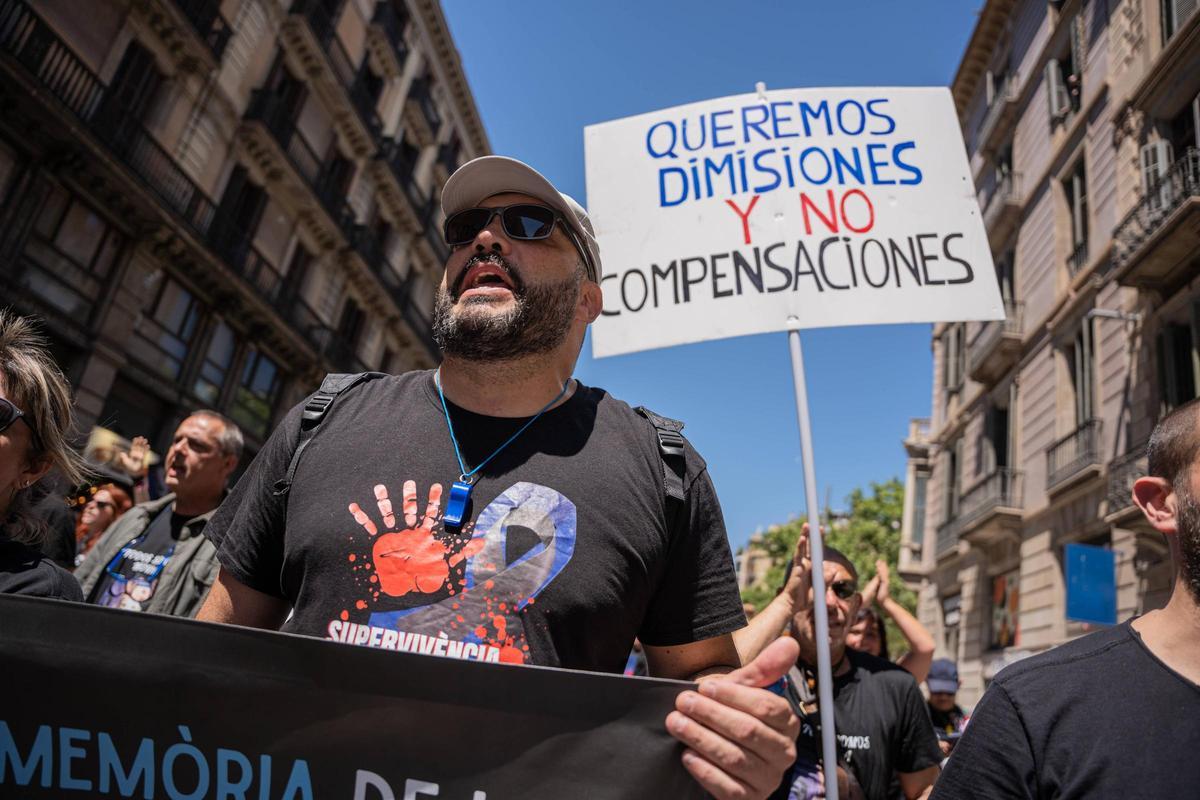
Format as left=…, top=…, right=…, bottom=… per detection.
left=454, top=256, right=521, bottom=299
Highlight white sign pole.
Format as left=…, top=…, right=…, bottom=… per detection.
left=786, top=318, right=838, bottom=800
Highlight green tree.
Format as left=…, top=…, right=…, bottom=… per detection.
left=739, top=478, right=917, bottom=655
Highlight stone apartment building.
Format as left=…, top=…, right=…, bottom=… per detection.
left=0, top=0, right=486, bottom=460
left=898, top=0, right=1198, bottom=706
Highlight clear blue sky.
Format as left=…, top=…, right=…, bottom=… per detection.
left=441, top=1, right=980, bottom=552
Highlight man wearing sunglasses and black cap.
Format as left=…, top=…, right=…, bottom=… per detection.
left=200, top=156, right=800, bottom=799
left=734, top=525, right=941, bottom=799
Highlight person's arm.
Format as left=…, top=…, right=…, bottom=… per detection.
left=732, top=523, right=812, bottom=664
left=197, top=566, right=290, bottom=629
left=898, top=766, right=939, bottom=800
left=928, top=683, right=1036, bottom=800
left=874, top=560, right=936, bottom=683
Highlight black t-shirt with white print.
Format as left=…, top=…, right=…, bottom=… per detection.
left=205, top=370, right=744, bottom=673
left=773, top=649, right=942, bottom=800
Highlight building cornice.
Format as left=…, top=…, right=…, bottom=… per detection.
left=412, top=0, right=490, bottom=157
left=950, top=0, right=1018, bottom=122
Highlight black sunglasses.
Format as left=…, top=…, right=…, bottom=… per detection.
left=830, top=580, right=858, bottom=600
left=0, top=396, right=42, bottom=451
left=443, top=203, right=563, bottom=246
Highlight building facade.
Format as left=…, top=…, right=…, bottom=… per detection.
left=0, top=0, right=486, bottom=461
left=899, top=0, right=1199, bottom=706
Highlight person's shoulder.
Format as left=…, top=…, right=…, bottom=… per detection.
left=992, top=623, right=1134, bottom=694
left=849, top=648, right=919, bottom=688
left=585, top=383, right=710, bottom=470
left=0, top=539, right=82, bottom=601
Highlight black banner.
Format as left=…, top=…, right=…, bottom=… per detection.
left=0, top=596, right=704, bottom=799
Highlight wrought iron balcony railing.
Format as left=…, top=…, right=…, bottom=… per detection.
left=967, top=299, right=1023, bottom=373
left=1047, top=418, right=1104, bottom=490
left=977, top=72, right=1018, bottom=153
left=409, top=76, right=441, bottom=134
left=982, top=171, right=1021, bottom=231
left=957, top=467, right=1023, bottom=531
left=1066, top=239, right=1089, bottom=276
left=291, top=0, right=338, bottom=50
left=1113, top=148, right=1200, bottom=267
left=174, top=0, right=231, bottom=60
left=379, top=137, right=432, bottom=220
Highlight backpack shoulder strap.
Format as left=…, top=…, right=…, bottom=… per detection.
left=273, top=372, right=385, bottom=496
left=634, top=405, right=686, bottom=532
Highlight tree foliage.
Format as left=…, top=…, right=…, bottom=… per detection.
left=739, top=478, right=917, bottom=654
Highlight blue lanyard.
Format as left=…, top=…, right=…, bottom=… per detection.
left=434, top=368, right=570, bottom=526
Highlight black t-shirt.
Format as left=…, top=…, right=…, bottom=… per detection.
left=89, top=508, right=190, bottom=612
left=774, top=650, right=942, bottom=800
left=0, top=535, right=82, bottom=601
left=931, top=620, right=1200, bottom=799
left=206, top=371, right=744, bottom=672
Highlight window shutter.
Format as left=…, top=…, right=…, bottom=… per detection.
left=986, top=71, right=997, bottom=106
left=1046, top=59, right=1068, bottom=119
left=1140, top=140, right=1174, bottom=212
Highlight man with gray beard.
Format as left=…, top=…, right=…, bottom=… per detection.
left=199, top=156, right=800, bottom=800
left=931, top=397, right=1200, bottom=799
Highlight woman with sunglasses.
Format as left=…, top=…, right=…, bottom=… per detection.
left=0, top=310, right=87, bottom=600
left=74, top=483, right=133, bottom=566
left=846, top=559, right=936, bottom=684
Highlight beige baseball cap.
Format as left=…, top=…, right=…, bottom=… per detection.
left=441, top=155, right=602, bottom=282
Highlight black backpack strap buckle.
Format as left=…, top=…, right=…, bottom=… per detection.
left=634, top=405, right=687, bottom=530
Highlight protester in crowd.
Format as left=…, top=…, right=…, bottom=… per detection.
left=847, top=559, right=936, bottom=683
left=932, top=398, right=1200, bottom=798
left=113, top=434, right=152, bottom=503
left=924, top=659, right=966, bottom=758
left=0, top=310, right=87, bottom=600
left=198, top=155, right=800, bottom=800
left=73, top=482, right=133, bottom=566
left=75, top=411, right=241, bottom=616
left=735, top=524, right=941, bottom=800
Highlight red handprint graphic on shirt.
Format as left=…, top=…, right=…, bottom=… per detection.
left=347, top=480, right=485, bottom=598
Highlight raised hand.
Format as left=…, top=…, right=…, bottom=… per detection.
left=115, top=436, right=150, bottom=479
left=874, top=559, right=891, bottom=604
left=784, top=523, right=813, bottom=611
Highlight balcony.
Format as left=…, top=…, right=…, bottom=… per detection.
left=403, top=77, right=441, bottom=146
left=977, top=73, right=1019, bottom=157
left=173, top=0, right=231, bottom=61
left=372, top=137, right=432, bottom=232
left=1066, top=239, right=1089, bottom=277
left=1128, top=4, right=1200, bottom=123
left=280, top=0, right=377, bottom=156
left=1046, top=418, right=1104, bottom=493
left=433, top=139, right=462, bottom=183
left=982, top=172, right=1021, bottom=248
left=1105, top=444, right=1147, bottom=520
left=1113, top=148, right=1200, bottom=291
left=243, top=89, right=350, bottom=245
left=967, top=299, right=1023, bottom=384
left=0, top=0, right=320, bottom=360
left=957, top=468, right=1023, bottom=545
left=368, top=0, right=409, bottom=78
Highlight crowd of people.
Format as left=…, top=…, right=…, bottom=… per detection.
left=1, top=153, right=1198, bottom=799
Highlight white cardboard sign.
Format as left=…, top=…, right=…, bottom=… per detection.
left=585, top=87, right=1004, bottom=358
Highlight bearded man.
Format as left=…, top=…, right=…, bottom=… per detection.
left=198, top=156, right=800, bottom=800
left=931, top=397, right=1200, bottom=799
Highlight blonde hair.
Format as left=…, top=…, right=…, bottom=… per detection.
left=0, top=309, right=88, bottom=545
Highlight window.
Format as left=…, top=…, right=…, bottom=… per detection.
left=995, top=250, right=1016, bottom=305
left=132, top=279, right=202, bottom=381
left=943, top=324, right=965, bottom=392
left=1046, top=19, right=1083, bottom=122
left=212, top=166, right=267, bottom=266
left=912, top=469, right=929, bottom=550
left=105, top=41, right=164, bottom=123
left=380, top=347, right=397, bottom=374
left=22, top=187, right=123, bottom=320
left=337, top=298, right=366, bottom=349
left=1157, top=304, right=1200, bottom=412
left=1162, top=0, right=1200, bottom=44
left=1064, top=160, right=1089, bottom=270
left=230, top=348, right=282, bottom=438
left=942, top=594, right=962, bottom=660
left=944, top=439, right=962, bottom=522
left=989, top=568, right=1020, bottom=650
left=194, top=320, right=237, bottom=405
left=1068, top=318, right=1096, bottom=426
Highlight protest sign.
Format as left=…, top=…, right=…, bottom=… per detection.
left=585, top=87, right=1003, bottom=357
left=0, top=595, right=702, bottom=800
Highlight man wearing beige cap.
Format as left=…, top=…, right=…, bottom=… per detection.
left=200, top=156, right=799, bottom=799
